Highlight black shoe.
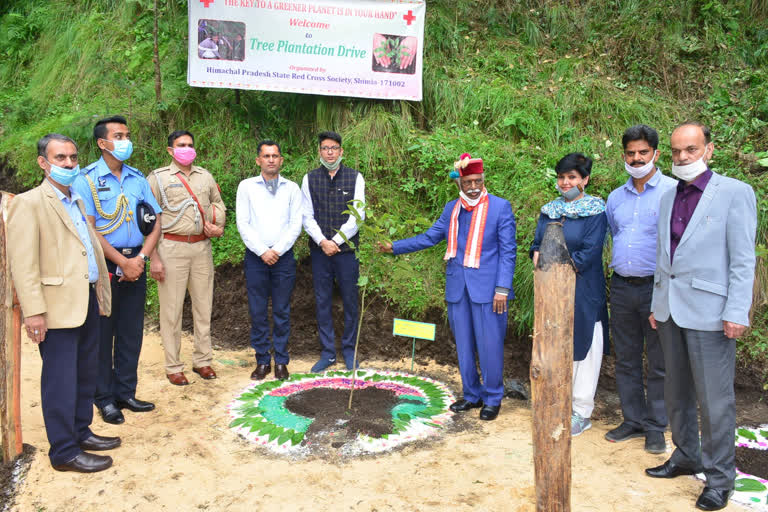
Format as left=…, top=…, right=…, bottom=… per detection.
left=52, top=452, right=113, bottom=473
left=644, top=431, right=667, bottom=454
left=695, top=487, right=733, bottom=511
left=80, top=434, right=121, bottom=451
left=116, top=397, right=155, bottom=413
left=98, top=403, right=125, bottom=425
left=449, top=399, right=483, bottom=413
left=479, top=405, right=500, bottom=421
left=645, top=459, right=701, bottom=479
left=605, top=422, right=645, bottom=442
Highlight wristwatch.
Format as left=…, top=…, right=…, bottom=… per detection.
left=139, top=252, right=149, bottom=262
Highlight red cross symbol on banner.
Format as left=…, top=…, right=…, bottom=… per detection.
left=403, top=10, right=416, bottom=25
left=200, top=0, right=213, bottom=7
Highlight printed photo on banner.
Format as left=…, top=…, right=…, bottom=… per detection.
left=198, top=19, right=246, bottom=61
left=372, top=33, right=418, bottom=74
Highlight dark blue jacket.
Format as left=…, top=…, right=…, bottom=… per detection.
left=393, top=194, right=517, bottom=304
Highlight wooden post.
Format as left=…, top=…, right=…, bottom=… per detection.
left=530, top=222, right=575, bottom=512
left=0, top=192, right=23, bottom=462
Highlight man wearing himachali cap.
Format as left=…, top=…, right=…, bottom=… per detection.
left=380, top=154, right=516, bottom=421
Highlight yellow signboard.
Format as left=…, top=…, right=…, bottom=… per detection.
left=392, top=318, right=436, bottom=341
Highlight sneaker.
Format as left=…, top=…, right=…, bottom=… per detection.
left=571, top=412, right=592, bottom=437
left=644, top=430, right=667, bottom=454
left=310, top=357, right=336, bottom=373
left=605, top=422, right=646, bottom=443
left=344, top=354, right=360, bottom=370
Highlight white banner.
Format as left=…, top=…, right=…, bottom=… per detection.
left=188, top=0, right=425, bottom=101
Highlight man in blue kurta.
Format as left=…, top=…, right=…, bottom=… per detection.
left=381, top=153, right=516, bottom=421
left=73, top=115, right=162, bottom=425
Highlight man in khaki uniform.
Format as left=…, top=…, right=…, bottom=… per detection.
left=148, top=130, right=225, bottom=386
left=7, top=133, right=119, bottom=472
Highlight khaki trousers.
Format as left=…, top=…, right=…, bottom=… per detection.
left=157, top=237, right=214, bottom=373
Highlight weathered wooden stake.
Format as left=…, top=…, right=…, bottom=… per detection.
left=531, top=222, right=575, bottom=512
left=0, top=192, right=23, bottom=462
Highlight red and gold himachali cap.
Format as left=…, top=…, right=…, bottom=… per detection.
left=454, top=153, right=483, bottom=176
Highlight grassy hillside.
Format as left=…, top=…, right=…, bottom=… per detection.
left=1, top=0, right=767, bottom=373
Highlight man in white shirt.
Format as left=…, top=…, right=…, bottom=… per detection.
left=301, top=131, right=366, bottom=372
left=236, top=140, right=303, bottom=380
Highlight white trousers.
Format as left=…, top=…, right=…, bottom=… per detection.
left=572, top=321, right=603, bottom=419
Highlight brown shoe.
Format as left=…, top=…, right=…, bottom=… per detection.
left=193, top=366, right=217, bottom=380
left=250, top=364, right=271, bottom=381
left=167, top=372, right=189, bottom=386
left=274, top=364, right=289, bottom=380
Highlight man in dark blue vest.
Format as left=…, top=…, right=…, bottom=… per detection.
left=301, top=131, right=365, bottom=372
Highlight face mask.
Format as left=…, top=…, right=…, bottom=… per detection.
left=48, top=162, right=81, bottom=186
left=624, top=150, right=657, bottom=179
left=459, top=190, right=482, bottom=207
left=557, top=184, right=582, bottom=201
left=671, top=156, right=707, bottom=182
left=319, top=155, right=342, bottom=171
left=105, top=139, right=133, bottom=161
left=173, top=146, right=197, bottom=166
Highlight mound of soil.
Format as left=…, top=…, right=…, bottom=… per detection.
left=735, top=446, right=768, bottom=480
left=284, top=387, right=401, bottom=439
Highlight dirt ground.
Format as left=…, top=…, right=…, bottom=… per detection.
left=7, top=329, right=764, bottom=512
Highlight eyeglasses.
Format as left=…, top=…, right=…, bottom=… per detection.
left=320, top=145, right=341, bottom=152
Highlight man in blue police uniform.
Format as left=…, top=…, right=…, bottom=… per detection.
left=73, top=115, right=162, bottom=425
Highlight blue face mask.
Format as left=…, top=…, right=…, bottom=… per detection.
left=47, top=162, right=81, bottom=186
left=105, top=139, right=133, bottom=161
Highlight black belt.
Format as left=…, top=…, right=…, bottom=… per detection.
left=115, top=246, right=143, bottom=256
left=614, top=273, right=654, bottom=285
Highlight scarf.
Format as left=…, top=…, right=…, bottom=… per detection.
left=444, top=188, right=489, bottom=268
left=540, top=194, right=605, bottom=219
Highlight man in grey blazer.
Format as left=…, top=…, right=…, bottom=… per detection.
left=646, top=122, right=757, bottom=511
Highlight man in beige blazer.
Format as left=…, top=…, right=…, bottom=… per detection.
left=7, top=134, right=120, bottom=473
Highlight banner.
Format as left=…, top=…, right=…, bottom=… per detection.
left=188, top=0, right=426, bottom=101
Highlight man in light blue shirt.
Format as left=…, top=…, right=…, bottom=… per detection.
left=73, top=115, right=162, bottom=426
left=236, top=140, right=303, bottom=381
left=604, top=124, right=676, bottom=453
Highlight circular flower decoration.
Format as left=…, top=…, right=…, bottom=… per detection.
left=694, top=426, right=768, bottom=508
left=228, top=370, right=455, bottom=457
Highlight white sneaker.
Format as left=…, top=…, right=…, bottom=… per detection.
left=571, top=412, right=592, bottom=437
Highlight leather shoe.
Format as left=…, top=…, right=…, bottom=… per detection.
left=479, top=405, right=501, bottom=421
left=116, top=397, right=155, bottom=413
left=98, top=403, right=124, bottom=425
left=80, top=434, right=121, bottom=451
left=250, top=364, right=271, bottom=381
left=167, top=372, right=189, bottom=386
left=53, top=452, right=112, bottom=473
left=449, top=399, right=483, bottom=413
left=193, top=366, right=217, bottom=379
left=645, top=459, right=701, bottom=479
left=274, top=364, right=289, bottom=380
left=695, top=487, right=733, bottom=511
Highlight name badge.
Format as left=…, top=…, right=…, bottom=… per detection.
left=168, top=183, right=184, bottom=188
left=98, top=187, right=111, bottom=192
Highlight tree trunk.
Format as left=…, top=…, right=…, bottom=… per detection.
left=152, top=0, right=163, bottom=106
left=0, top=192, right=22, bottom=463
left=531, top=222, right=575, bottom=512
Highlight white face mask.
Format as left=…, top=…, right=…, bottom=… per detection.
left=624, top=150, right=657, bottom=179
left=671, top=156, right=707, bottom=182
left=459, top=190, right=482, bottom=207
